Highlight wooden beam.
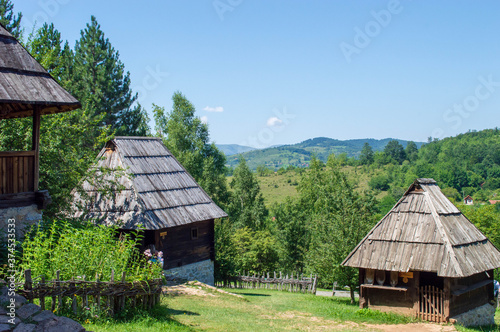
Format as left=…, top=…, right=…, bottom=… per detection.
left=0, top=151, right=36, bottom=157
left=32, top=106, right=40, bottom=191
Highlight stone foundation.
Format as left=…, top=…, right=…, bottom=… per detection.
left=0, top=205, right=41, bottom=240
left=451, top=303, right=496, bottom=327
left=164, top=260, right=214, bottom=286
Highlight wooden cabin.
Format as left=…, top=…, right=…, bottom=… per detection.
left=73, top=137, right=227, bottom=285
left=0, top=23, right=80, bottom=232
left=464, top=195, right=473, bottom=205
left=342, top=178, right=500, bottom=326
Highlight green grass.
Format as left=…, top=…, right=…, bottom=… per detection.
left=83, top=284, right=500, bottom=331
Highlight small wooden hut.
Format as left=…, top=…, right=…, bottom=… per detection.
left=0, top=23, right=80, bottom=230
left=73, top=137, right=227, bottom=285
left=342, top=178, right=500, bottom=325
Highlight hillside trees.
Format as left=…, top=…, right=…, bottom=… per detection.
left=360, top=142, right=374, bottom=165
left=228, top=157, right=268, bottom=230
left=383, top=140, right=406, bottom=164
left=299, top=156, right=376, bottom=303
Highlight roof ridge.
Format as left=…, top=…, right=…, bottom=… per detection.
left=423, top=191, right=463, bottom=277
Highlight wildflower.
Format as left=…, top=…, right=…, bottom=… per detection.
left=85, top=319, right=90, bottom=324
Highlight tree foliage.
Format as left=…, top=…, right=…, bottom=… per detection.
left=360, top=142, right=374, bottom=165
left=0, top=0, right=21, bottom=38
left=299, top=156, right=376, bottom=302
left=228, top=157, right=268, bottom=230
left=72, top=16, right=148, bottom=136
left=383, top=140, right=406, bottom=164
left=152, top=93, right=229, bottom=207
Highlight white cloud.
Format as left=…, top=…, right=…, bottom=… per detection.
left=203, top=106, right=224, bottom=112
left=200, top=116, right=208, bottom=124
left=266, top=116, right=283, bottom=127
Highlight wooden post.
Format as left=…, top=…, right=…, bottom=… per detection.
left=32, top=106, right=40, bottom=192
left=121, top=272, right=126, bottom=311
left=24, top=270, right=33, bottom=303
left=109, top=269, right=115, bottom=315
left=83, top=275, right=88, bottom=308
left=443, top=277, right=450, bottom=321
left=412, top=271, right=420, bottom=318
left=71, top=277, right=77, bottom=315
left=40, top=275, right=45, bottom=310
left=95, top=273, right=101, bottom=312
left=51, top=274, right=56, bottom=312
left=56, top=271, right=62, bottom=312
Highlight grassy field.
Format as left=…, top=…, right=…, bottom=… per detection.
left=83, top=283, right=500, bottom=332
left=241, top=165, right=389, bottom=208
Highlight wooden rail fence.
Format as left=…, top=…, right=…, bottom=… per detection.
left=18, top=269, right=163, bottom=315
left=217, top=272, right=318, bottom=294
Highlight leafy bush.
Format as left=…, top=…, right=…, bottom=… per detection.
left=14, top=220, right=163, bottom=282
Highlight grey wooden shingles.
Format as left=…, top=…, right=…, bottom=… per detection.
left=342, top=178, right=500, bottom=277
left=0, top=23, right=80, bottom=118
left=74, top=137, right=227, bottom=229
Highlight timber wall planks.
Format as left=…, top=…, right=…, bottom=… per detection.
left=0, top=154, right=34, bottom=194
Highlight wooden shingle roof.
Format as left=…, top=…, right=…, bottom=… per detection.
left=73, top=137, right=228, bottom=230
left=342, top=178, right=500, bottom=278
left=0, top=24, right=80, bottom=119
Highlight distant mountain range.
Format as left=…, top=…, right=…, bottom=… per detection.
left=216, top=144, right=257, bottom=156
left=219, top=137, right=424, bottom=170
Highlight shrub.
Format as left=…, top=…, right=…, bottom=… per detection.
left=14, top=220, right=163, bottom=283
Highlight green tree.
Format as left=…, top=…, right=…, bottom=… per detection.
left=72, top=16, right=148, bottom=136
left=152, top=93, right=229, bottom=207
left=405, top=141, right=418, bottom=162
left=384, top=140, right=406, bottom=164
left=272, top=198, right=309, bottom=273
left=299, top=156, right=376, bottom=303
left=232, top=227, right=279, bottom=274
left=228, top=157, right=268, bottom=230
left=359, top=142, right=374, bottom=165
left=0, top=0, right=21, bottom=38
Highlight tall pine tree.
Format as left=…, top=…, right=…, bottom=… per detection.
left=73, top=16, right=148, bottom=136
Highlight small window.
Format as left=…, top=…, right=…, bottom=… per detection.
left=191, top=228, right=198, bottom=240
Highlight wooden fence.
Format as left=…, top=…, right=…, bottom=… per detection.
left=417, top=285, right=445, bottom=323
left=18, top=269, right=163, bottom=315
left=217, top=272, right=318, bottom=294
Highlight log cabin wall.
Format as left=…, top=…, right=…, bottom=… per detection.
left=449, top=271, right=494, bottom=317
left=157, top=219, right=214, bottom=270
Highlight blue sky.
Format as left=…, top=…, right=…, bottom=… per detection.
left=14, top=1, right=500, bottom=148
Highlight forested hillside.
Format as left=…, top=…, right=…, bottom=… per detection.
left=225, top=137, right=424, bottom=170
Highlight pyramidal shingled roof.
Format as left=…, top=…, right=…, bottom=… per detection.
left=342, top=178, right=500, bottom=278
left=0, top=24, right=80, bottom=119
left=73, top=137, right=228, bottom=230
